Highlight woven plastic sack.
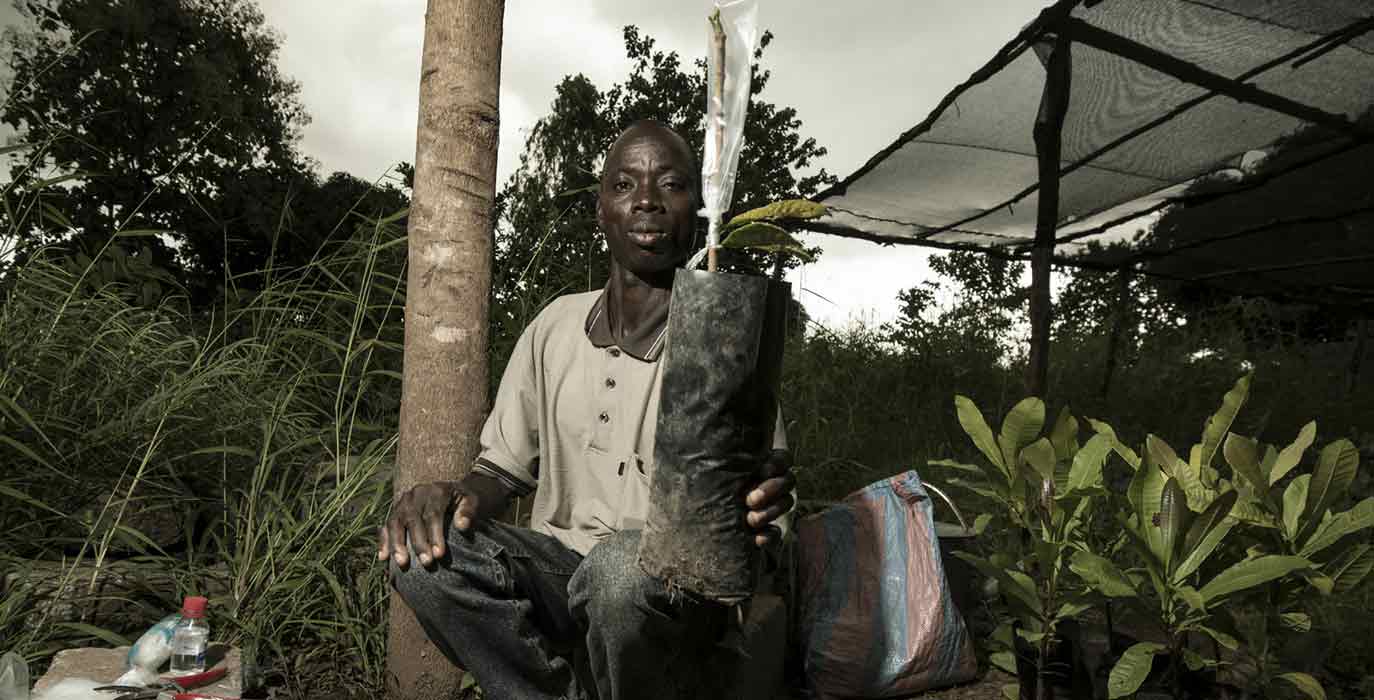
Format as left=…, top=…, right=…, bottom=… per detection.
left=796, top=470, right=977, bottom=698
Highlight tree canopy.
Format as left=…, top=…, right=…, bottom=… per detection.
left=0, top=0, right=404, bottom=303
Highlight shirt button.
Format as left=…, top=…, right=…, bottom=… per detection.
left=608, top=348, right=621, bottom=358
left=599, top=412, right=610, bottom=423
left=605, top=378, right=616, bottom=389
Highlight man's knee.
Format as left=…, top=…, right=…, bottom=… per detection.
left=569, top=530, right=679, bottom=629
left=390, top=523, right=508, bottom=610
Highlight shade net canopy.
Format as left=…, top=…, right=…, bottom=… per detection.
left=812, top=0, right=1374, bottom=307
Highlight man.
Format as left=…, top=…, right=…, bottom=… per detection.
left=378, top=120, right=796, bottom=700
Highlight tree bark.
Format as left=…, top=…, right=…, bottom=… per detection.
left=388, top=1, right=504, bottom=698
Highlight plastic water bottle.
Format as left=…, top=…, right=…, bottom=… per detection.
left=169, top=596, right=210, bottom=675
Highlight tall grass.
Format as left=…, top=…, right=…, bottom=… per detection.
left=0, top=207, right=406, bottom=696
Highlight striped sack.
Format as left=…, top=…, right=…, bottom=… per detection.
left=796, top=470, right=977, bottom=698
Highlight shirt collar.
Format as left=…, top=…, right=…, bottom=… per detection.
left=584, top=284, right=669, bottom=362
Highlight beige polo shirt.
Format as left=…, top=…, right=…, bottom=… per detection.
left=474, top=289, right=787, bottom=556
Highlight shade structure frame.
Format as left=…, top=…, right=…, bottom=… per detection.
left=812, top=0, right=1374, bottom=310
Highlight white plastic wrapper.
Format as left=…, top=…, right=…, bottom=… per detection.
left=701, top=0, right=760, bottom=256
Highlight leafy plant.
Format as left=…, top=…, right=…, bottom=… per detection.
left=1075, top=376, right=1339, bottom=699
left=943, top=397, right=1109, bottom=700
left=718, top=198, right=824, bottom=263
left=1202, top=377, right=1374, bottom=699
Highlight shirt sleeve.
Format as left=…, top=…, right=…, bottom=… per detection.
left=473, top=320, right=541, bottom=497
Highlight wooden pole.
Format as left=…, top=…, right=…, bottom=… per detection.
left=1099, top=267, right=1133, bottom=398
left=389, top=1, right=504, bottom=698
left=1027, top=34, right=1071, bottom=401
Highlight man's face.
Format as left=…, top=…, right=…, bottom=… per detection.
left=597, top=128, right=697, bottom=277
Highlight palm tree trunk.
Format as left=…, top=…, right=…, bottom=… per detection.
left=388, top=1, right=505, bottom=697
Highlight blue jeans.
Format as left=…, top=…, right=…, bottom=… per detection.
left=391, top=523, right=732, bottom=700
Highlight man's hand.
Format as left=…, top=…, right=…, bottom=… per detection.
left=377, top=472, right=513, bottom=569
left=745, top=448, right=796, bottom=548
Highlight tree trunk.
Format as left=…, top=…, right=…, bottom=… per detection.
left=388, top=1, right=504, bottom=698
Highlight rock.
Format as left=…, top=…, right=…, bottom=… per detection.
left=32, top=644, right=242, bottom=698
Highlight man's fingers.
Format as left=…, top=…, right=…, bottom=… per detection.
left=747, top=497, right=793, bottom=529
left=386, top=516, right=410, bottom=569
left=409, top=508, right=435, bottom=566
left=754, top=525, right=781, bottom=548
left=376, top=526, right=389, bottom=561
left=453, top=494, right=478, bottom=532
left=425, top=507, right=447, bottom=561
left=746, top=473, right=796, bottom=509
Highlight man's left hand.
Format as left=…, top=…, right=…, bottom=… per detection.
left=745, top=448, right=796, bottom=548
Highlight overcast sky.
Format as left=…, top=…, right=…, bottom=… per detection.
left=5, top=0, right=1054, bottom=327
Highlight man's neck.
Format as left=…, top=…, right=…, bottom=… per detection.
left=606, top=262, right=673, bottom=342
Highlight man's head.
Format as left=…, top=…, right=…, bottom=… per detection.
left=597, top=120, right=698, bottom=280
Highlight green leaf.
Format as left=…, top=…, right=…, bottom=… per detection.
left=1173, top=456, right=1217, bottom=512
left=1147, top=434, right=1183, bottom=477
left=1326, top=543, right=1374, bottom=595
left=1270, top=421, right=1316, bottom=485
left=1108, top=642, right=1165, bottom=699
left=1022, top=438, right=1057, bottom=483
left=1134, top=460, right=1169, bottom=564
left=1276, top=672, right=1326, bottom=700
left=1199, top=555, right=1311, bottom=603
left=1176, top=489, right=1239, bottom=579
left=973, top=513, right=994, bottom=535
left=1066, top=433, right=1111, bottom=495
left=928, top=458, right=983, bottom=474
left=1302, top=439, right=1360, bottom=535
left=989, top=651, right=1017, bottom=675
left=719, top=221, right=815, bottom=262
left=1050, top=407, right=1079, bottom=462
left=955, top=396, right=1007, bottom=479
left=1190, top=624, right=1240, bottom=650
left=1181, top=648, right=1208, bottom=672
left=1174, top=516, right=1236, bottom=583
left=1301, top=498, right=1374, bottom=559
left=1161, top=478, right=1191, bottom=573
left=1001, top=684, right=1020, bottom=700
left=1223, top=433, right=1267, bottom=495
left=1231, top=495, right=1280, bottom=529
left=1088, top=419, right=1140, bottom=469
left=1057, top=600, right=1095, bottom=620
left=723, top=198, right=827, bottom=230
left=954, top=552, right=1043, bottom=617
left=1176, top=585, right=1205, bottom=613
left=1283, top=474, right=1311, bottom=540
left=999, top=397, right=1046, bottom=479
left=1071, top=550, right=1137, bottom=598
left=1200, top=374, right=1250, bottom=470
left=1279, top=612, right=1312, bottom=633
left=1304, top=571, right=1335, bottom=596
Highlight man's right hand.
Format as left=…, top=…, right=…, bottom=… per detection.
left=377, top=472, right=513, bottom=569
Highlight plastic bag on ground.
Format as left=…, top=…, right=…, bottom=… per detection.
left=795, top=470, right=978, bottom=698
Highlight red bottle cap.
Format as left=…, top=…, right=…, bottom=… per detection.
left=181, top=596, right=208, bottom=619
